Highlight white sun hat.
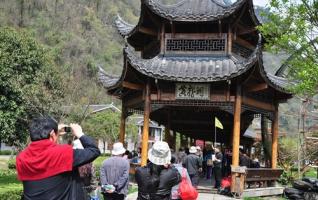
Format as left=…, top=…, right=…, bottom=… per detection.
left=189, top=146, right=197, bottom=154
left=148, top=141, right=171, bottom=165
left=112, top=142, right=126, bottom=156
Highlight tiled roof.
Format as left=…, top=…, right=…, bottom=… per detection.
left=124, top=35, right=262, bottom=82
left=114, top=15, right=137, bottom=37
left=258, top=56, right=292, bottom=93
left=98, top=67, right=121, bottom=88
left=98, top=35, right=291, bottom=94
left=265, top=73, right=291, bottom=93
left=125, top=50, right=258, bottom=82
left=143, top=0, right=248, bottom=22
left=115, top=0, right=260, bottom=37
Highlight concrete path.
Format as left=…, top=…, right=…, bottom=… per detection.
left=126, top=192, right=235, bottom=200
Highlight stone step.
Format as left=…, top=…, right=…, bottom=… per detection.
left=197, top=187, right=218, bottom=194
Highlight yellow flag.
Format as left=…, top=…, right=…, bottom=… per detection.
left=215, top=117, right=223, bottom=130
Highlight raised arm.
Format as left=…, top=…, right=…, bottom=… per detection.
left=70, top=123, right=100, bottom=167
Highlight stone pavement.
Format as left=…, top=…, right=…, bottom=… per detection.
left=126, top=192, right=236, bottom=200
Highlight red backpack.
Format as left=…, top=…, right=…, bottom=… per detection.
left=178, top=169, right=198, bottom=200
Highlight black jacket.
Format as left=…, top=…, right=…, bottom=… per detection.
left=22, top=135, right=100, bottom=200
left=239, top=154, right=251, bottom=168
left=182, top=154, right=202, bottom=175
left=135, top=163, right=181, bottom=200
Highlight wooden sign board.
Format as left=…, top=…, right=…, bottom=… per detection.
left=176, top=83, right=210, bottom=100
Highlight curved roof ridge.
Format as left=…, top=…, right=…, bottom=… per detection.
left=114, top=15, right=138, bottom=37
left=143, top=0, right=248, bottom=22
left=123, top=34, right=261, bottom=82
left=258, top=54, right=292, bottom=93
left=98, top=67, right=122, bottom=89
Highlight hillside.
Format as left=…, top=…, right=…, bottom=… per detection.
left=0, top=0, right=142, bottom=108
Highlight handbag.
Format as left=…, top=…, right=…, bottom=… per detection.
left=178, top=168, right=198, bottom=200
left=206, top=158, right=213, bottom=166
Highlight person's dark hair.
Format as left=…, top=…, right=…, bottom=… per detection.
left=148, top=162, right=164, bottom=189
left=185, top=147, right=190, bottom=155
left=170, top=155, right=176, bottom=164
left=29, top=116, right=58, bottom=141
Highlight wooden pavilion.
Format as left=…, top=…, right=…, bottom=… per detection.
left=99, top=0, right=292, bottom=193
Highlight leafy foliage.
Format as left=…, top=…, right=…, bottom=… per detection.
left=0, top=170, right=22, bottom=200
left=84, top=111, right=121, bottom=145
left=0, top=27, right=64, bottom=146
left=82, top=111, right=138, bottom=151
left=259, top=0, right=318, bottom=97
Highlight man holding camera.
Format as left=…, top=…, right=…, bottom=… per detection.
left=16, top=116, right=101, bottom=200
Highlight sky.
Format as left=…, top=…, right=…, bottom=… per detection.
left=253, top=0, right=269, bottom=7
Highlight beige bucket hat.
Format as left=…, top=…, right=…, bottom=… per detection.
left=148, top=141, right=171, bottom=165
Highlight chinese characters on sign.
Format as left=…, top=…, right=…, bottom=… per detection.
left=176, top=83, right=210, bottom=100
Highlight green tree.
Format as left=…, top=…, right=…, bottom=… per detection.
left=0, top=27, right=64, bottom=147
left=258, top=0, right=318, bottom=97
left=83, top=111, right=120, bottom=153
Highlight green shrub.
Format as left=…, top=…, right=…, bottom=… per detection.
left=0, top=150, right=14, bottom=155
left=93, top=156, right=108, bottom=179
left=7, top=159, right=16, bottom=169
left=0, top=169, right=16, bottom=177
left=101, top=153, right=111, bottom=157
left=0, top=186, right=23, bottom=200
left=0, top=170, right=22, bottom=200
left=278, top=170, right=296, bottom=185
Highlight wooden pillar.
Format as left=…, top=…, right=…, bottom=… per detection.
left=232, top=85, right=242, bottom=166
left=164, top=111, right=172, bottom=147
left=160, top=23, right=165, bottom=54
left=165, top=127, right=171, bottom=145
left=141, top=81, right=151, bottom=166
left=231, top=85, right=242, bottom=193
left=271, top=104, right=279, bottom=169
left=227, top=25, right=232, bottom=55
left=119, top=104, right=126, bottom=144
left=171, top=131, right=176, bottom=151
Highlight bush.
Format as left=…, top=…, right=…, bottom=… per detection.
left=0, top=170, right=22, bottom=200
left=0, top=150, right=16, bottom=155
left=93, top=156, right=108, bottom=179
left=7, top=159, right=16, bottom=169
left=0, top=187, right=23, bottom=200
left=100, top=153, right=111, bottom=157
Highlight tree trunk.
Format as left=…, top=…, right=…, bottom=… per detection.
left=103, top=139, right=106, bottom=154
left=261, top=115, right=271, bottom=167
left=55, top=0, right=58, bottom=15
left=96, top=0, right=101, bottom=12
left=19, top=0, right=24, bottom=27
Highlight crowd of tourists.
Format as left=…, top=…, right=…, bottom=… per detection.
left=16, top=116, right=262, bottom=200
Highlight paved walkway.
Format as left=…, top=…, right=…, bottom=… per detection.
left=126, top=192, right=235, bottom=200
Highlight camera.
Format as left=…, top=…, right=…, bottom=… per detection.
left=64, top=126, right=72, bottom=133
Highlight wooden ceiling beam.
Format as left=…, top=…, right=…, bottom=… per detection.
left=234, top=37, right=255, bottom=49
left=247, top=83, right=268, bottom=92
left=242, top=96, right=275, bottom=112
left=122, top=81, right=143, bottom=90
left=123, top=94, right=143, bottom=108
left=138, top=27, right=157, bottom=36
left=236, top=27, right=256, bottom=35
